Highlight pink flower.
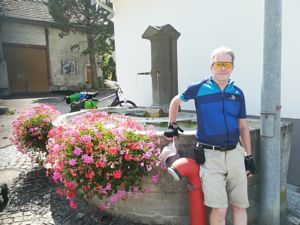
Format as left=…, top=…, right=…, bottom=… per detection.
left=112, top=170, right=122, bottom=179
left=64, top=181, right=76, bottom=189
left=109, top=190, right=126, bottom=202
left=143, top=152, right=151, bottom=159
left=67, top=189, right=75, bottom=199
left=82, top=154, right=93, bottom=164
left=124, top=154, right=132, bottom=161
left=73, top=147, right=82, bottom=156
left=85, top=171, right=95, bottom=179
left=95, top=160, right=106, bottom=168
left=63, top=131, right=72, bottom=137
left=70, top=137, right=76, bottom=145
left=68, top=159, right=76, bottom=166
left=104, top=183, right=111, bottom=191
left=53, top=144, right=60, bottom=153
left=56, top=188, right=65, bottom=196
left=69, top=200, right=77, bottom=209
left=80, top=135, right=91, bottom=143
left=52, top=171, right=62, bottom=182
left=108, top=148, right=117, bottom=155
left=151, top=174, right=160, bottom=184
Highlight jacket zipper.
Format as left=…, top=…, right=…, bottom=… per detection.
left=221, top=87, right=230, bottom=146
left=215, top=82, right=230, bottom=146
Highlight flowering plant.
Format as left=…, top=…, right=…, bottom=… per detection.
left=11, top=104, right=60, bottom=164
left=45, top=111, right=161, bottom=209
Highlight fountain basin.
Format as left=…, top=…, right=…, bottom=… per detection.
left=52, top=108, right=293, bottom=225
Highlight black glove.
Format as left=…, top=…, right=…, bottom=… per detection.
left=194, top=144, right=205, bottom=165
left=164, top=122, right=184, bottom=138
left=245, top=155, right=256, bottom=176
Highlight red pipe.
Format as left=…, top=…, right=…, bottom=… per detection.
left=169, top=158, right=207, bottom=225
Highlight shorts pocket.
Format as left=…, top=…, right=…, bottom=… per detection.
left=236, top=145, right=245, bottom=156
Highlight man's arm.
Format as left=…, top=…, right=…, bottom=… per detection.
left=239, top=118, right=256, bottom=176
left=163, top=95, right=183, bottom=139
left=169, top=95, right=183, bottom=123
left=238, top=118, right=251, bottom=156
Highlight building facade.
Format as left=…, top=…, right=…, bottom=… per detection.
left=0, top=0, right=90, bottom=95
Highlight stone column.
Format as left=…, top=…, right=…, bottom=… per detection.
left=142, top=25, right=180, bottom=111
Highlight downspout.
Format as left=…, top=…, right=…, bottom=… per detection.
left=44, top=28, right=51, bottom=88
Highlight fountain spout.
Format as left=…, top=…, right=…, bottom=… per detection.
left=137, top=72, right=151, bottom=75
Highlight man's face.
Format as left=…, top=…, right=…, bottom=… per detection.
left=210, top=53, right=234, bottom=84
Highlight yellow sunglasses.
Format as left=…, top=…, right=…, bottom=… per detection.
left=212, top=62, right=234, bottom=70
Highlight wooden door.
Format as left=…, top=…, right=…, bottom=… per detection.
left=86, top=65, right=93, bottom=84
left=3, top=45, right=49, bottom=93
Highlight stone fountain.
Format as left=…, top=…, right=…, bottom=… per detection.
left=52, top=24, right=293, bottom=225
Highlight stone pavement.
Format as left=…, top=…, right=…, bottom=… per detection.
left=287, top=184, right=300, bottom=225
left=0, top=90, right=300, bottom=225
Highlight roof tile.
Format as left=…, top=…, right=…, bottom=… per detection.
left=0, top=0, right=53, bottom=22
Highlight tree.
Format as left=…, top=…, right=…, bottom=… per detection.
left=47, top=0, right=114, bottom=87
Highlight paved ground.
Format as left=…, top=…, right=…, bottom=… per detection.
left=0, top=89, right=299, bottom=225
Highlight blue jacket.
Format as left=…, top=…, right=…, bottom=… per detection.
left=179, top=78, right=246, bottom=146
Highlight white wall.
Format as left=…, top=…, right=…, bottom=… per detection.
left=1, top=22, right=46, bottom=45
left=281, top=0, right=300, bottom=119
left=48, top=29, right=89, bottom=88
left=113, top=0, right=300, bottom=119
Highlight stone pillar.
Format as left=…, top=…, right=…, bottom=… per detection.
left=142, top=25, right=180, bottom=111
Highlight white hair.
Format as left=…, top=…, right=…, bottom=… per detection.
left=210, top=46, right=235, bottom=63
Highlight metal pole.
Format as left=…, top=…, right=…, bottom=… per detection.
left=259, top=0, right=282, bottom=224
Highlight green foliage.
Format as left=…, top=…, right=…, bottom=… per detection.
left=100, top=52, right=116, bottom=80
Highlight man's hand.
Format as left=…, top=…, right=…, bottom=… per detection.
left=245, top=155, right=256, bottom=176
left=164, top=122, right=184, bottom=139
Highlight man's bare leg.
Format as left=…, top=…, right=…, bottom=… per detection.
left=231, top=205, right=247, bottom=225
left=210, top=208, right=227, bottom=225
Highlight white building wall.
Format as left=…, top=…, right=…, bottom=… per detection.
left=281, top=0, right=300, bottom=119
left=1, top=21, right=46, bottom=45
left=113, top=0, right=300, bottom=119
left=48, top=29, right=89, bottom=89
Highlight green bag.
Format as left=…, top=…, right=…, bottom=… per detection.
left=83, top=100, right=98, bottom=109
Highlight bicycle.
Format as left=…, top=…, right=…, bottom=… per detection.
left=64, top=82, right=137, bottom=112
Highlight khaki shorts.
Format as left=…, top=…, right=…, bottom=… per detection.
left=200, top=145, right=249, bottom=208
